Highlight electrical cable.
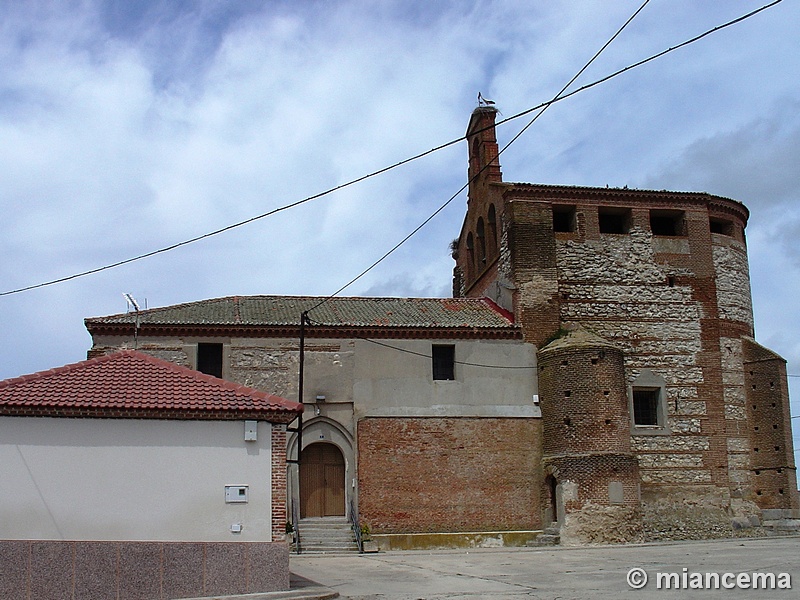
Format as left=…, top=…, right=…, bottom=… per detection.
left=306, top=0, right=653, bottom=314
left=0, top=0, right=782, bottom=298
left=303, top=315, right=534, bottom=370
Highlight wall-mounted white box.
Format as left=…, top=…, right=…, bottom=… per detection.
left=244, top=420, right=258, bottom=441
left=225, top=485, right=249, bottom=503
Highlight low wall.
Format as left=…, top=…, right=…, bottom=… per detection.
left=0, top=540, right=288, bottom=600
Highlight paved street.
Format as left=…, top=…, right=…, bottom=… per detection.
left=290, top=536, right=800, bottom=599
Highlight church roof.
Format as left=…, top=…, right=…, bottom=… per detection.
left=85, top=296, right=520, bottom=339
left=0, top=350, right=302, bottom=422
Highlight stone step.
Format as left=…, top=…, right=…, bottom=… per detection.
left=295, top=517, right=359, bottom=554
left=762, top=519, right=800, bottom=535
left=527, top=533, right=560, bottom=547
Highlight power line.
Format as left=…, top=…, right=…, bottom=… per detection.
left=307, top=0, right=782, bottom=311
left=303, top=316, right=534, bottom=370
left=307, top=0, right=653, bottom=314
left=0, top=0, right=783, bottom=298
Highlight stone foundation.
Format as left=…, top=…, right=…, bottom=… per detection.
left=560, top=503, right=644, bottom=546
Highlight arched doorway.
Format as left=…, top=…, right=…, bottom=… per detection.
left=545, top=474, right=559, bottom=525
left=299, top=442, right=345, bottom=518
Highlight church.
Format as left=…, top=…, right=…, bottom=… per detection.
left=85, top=106, right=799, bottom=547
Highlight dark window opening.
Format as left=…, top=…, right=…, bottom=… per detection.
left=197, top=343, right=223, bottom=378
left=553, top=205, right=577, bottom=232
left=632, top=388, right=660, bottom=426
left=487, top=204, right=498, bottom=255
left=650, top=210, right=686, bottom=236
left=432, top=345, right=455, bottom=381
left=709, top=217, right=734, bottom=236
left=598, top=208, right=631, bottom=234
left=477, top=217, right=486, bottom=264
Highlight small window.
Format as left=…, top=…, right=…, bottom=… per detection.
left=598, top=208, right=631, bottom=234
left=632, top=388, right=660, bottom=426
left=709, top=217, right=734, bottom=236
left=553, top=205, right=576, bottom=232
left=197, top=342, right=223, bottom=378
left=432, top=345, right=455, bottom=380
left=650, top=210, right=685, bottom=236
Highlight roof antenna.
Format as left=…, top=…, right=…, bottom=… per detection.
left=123, top=293, right=141, bottom=349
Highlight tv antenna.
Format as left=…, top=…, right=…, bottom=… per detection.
left=123, top=293, right=141, bottom=348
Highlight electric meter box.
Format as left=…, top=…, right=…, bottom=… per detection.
left=225, top=485, right=249, bottom=503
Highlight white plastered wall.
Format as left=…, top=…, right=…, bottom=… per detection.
left=0, top=417, right=273, bottom=542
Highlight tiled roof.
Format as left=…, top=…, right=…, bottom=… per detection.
left=0, top=350, right=302, bottom=422
left=85, top=296, right=517, bottom=331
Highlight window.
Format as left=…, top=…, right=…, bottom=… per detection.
left=553, top=205, right=577, bottom=233
left=709, top=217, right=734, bottom=236
left=432, top=345, right=455, bottom=380
left=650, top=210, right=686, bottom=236
left=476, top=218, right=486, bottom=264
left=598, top=207, right=631, bottom=234
left=629, top=370, right=668, bottom=432
left=632, top=388, right=660, bottom=426
left=487, top=204, right=498, bottom=254
left=197, top=342, right=223, bottom=378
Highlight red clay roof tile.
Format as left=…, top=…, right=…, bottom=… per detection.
left=0, top=350, right=302, bottom=422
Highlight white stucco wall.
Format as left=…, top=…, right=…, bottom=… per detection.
left=353, top=338, right=538, bottom=418
left=0, top=417, right=273, bottom=542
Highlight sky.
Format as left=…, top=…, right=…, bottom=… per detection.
left=1, top=0, right=799, bottom=458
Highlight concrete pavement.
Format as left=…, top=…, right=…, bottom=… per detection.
left=289, top=536, right=800, bottom=599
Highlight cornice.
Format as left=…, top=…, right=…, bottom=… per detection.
left=87, top=322, right=524, bottom=341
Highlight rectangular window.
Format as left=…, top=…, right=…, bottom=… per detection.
left=432, top=345, right=455, bottom=381
left=598, top=208, right=631, bottom=234
left=709, top=217, right=734, bottom=236
left=552, top=205, right=577, bottom=232
left=197, top=342, right=223, bottom=378
left=649, top=210, right=686, bottom=236
left=632, top=388, right=660, bottom=426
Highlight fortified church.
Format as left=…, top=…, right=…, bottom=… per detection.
left=85, top=106, right=798, bottom=547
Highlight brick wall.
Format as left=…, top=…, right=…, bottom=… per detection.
left=358, top=417, right=541, bottom=533
left=743, top=339, right=800, bottom=510
left=271, top=424, right=288, bottom=540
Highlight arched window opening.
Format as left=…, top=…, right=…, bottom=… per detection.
left=487, top=204, right=498, bottom=256
left=466, top=232, right=475, bottom=275
left=476, top=218, right=486, bottom=265
left=470, top=138, right=480, bottom=178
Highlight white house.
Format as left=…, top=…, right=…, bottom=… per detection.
left=0, top=349, right=302, bottom=599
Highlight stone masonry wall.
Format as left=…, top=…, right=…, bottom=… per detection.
left=357, top=417, right=541, bottom=534
left=556, top=227, right=718, bottom=489
left=547, top=203, right=755, bottom=540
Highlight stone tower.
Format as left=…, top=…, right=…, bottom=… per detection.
left=453, top=105, right=798, bottom=541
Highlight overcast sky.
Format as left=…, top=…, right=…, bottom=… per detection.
left=1, top=0, right=798, bottom=456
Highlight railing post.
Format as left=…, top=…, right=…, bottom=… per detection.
left=349, top=498, right=363, bottom=553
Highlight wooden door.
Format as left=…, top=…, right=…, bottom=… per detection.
left=300, top=443, right=345, bottom=517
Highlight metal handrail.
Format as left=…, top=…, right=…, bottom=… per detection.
left=291, top=499, right=301, bottom=554
left=349, top=499, right=363, bottom=553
